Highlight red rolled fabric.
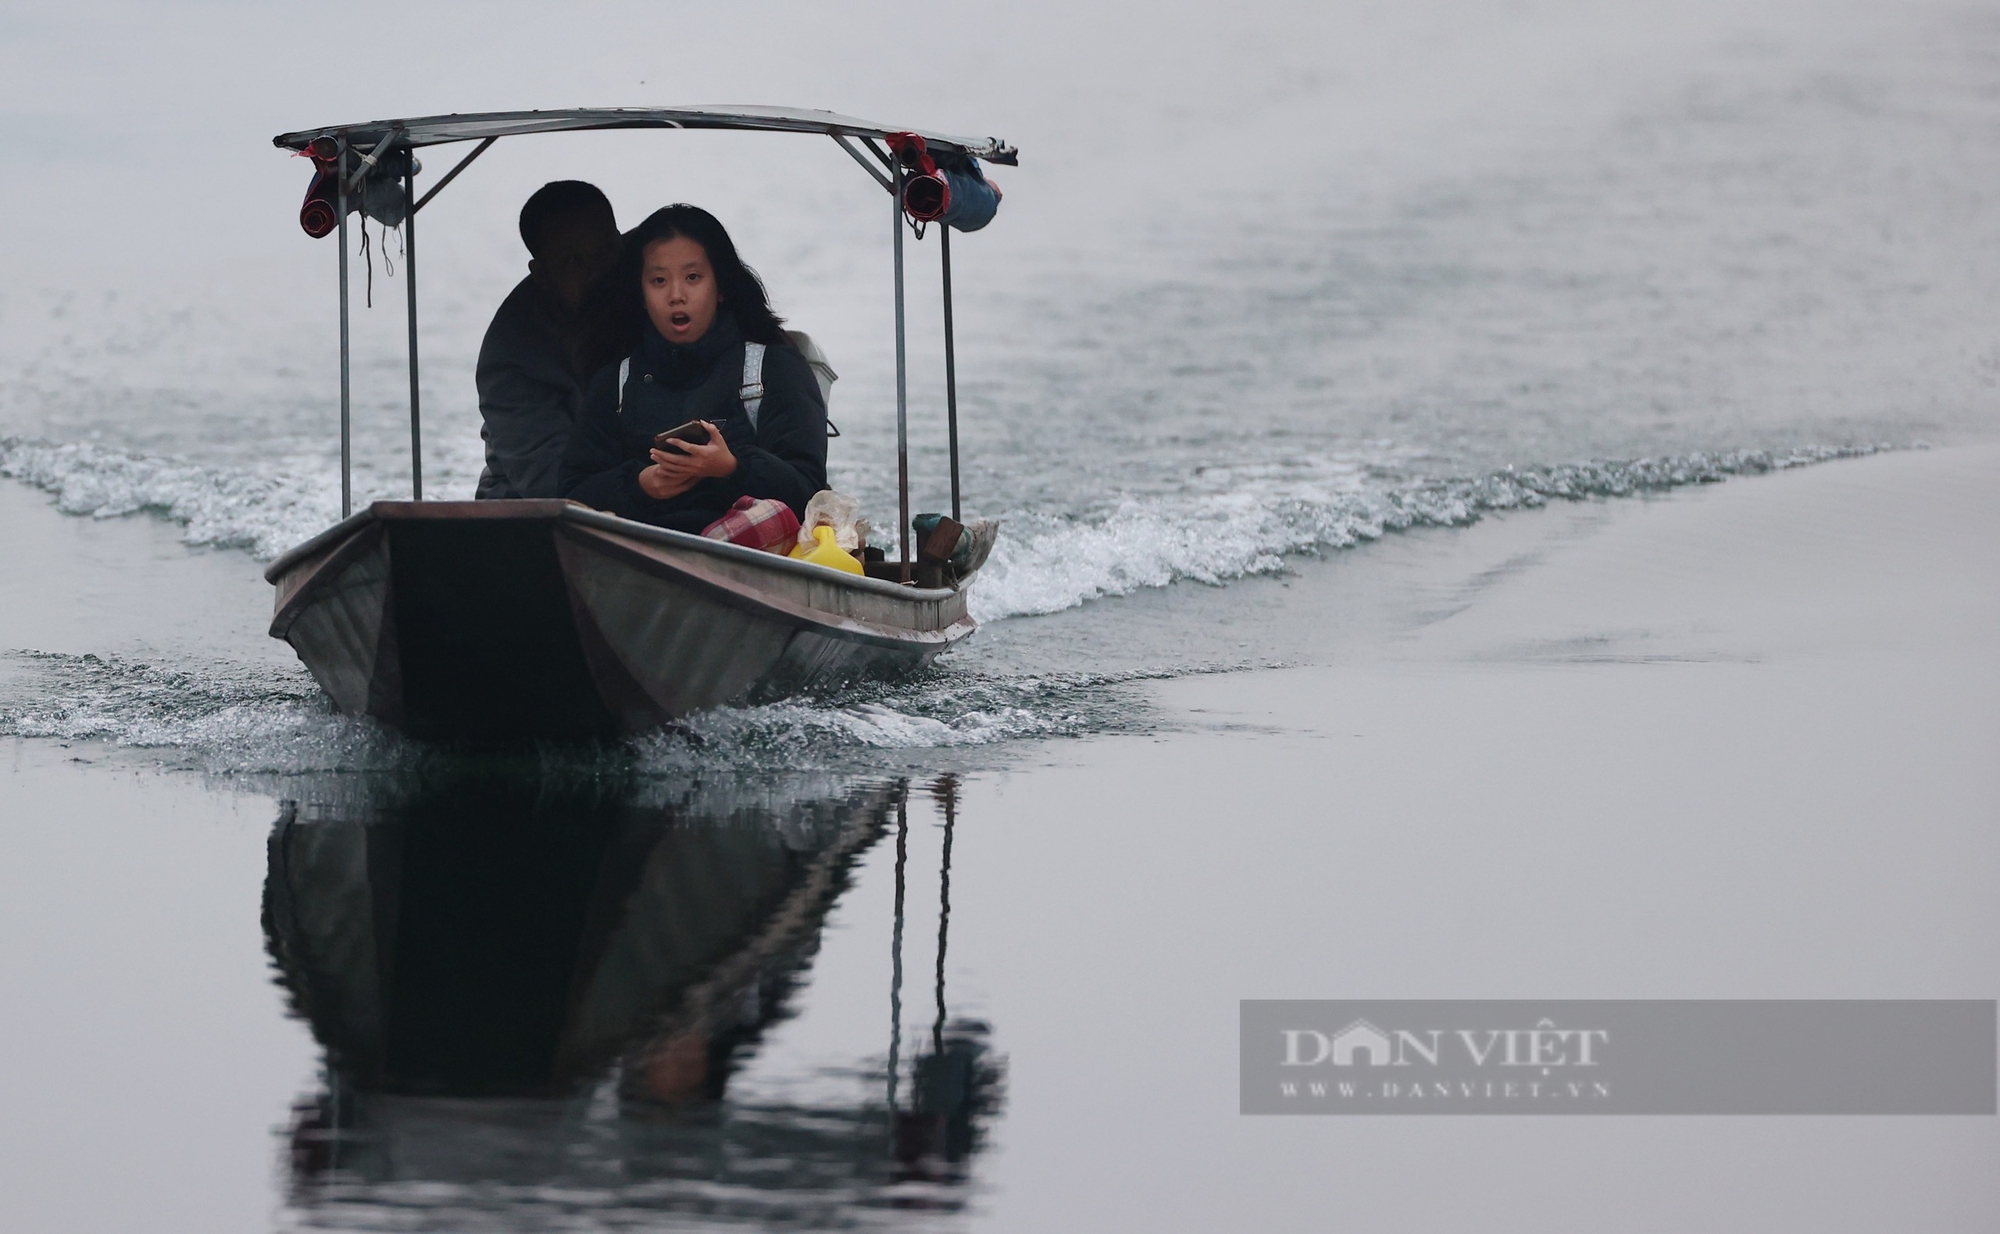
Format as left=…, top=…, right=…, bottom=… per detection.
left=299, top=167, right=339, bottom=239
left=901, top=171, right=950, bottom=221
left=886, top=132, right=952, bottom=223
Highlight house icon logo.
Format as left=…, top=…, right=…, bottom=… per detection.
left=1329, top=1019, right=1395, bottom=1066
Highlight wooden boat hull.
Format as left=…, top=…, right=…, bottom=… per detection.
left=264, top=501, right=975, bottom=740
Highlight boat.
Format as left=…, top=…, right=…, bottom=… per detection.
left=265, top=499, right=974, bottom=739
left=260, top=107, right=1017, bottom=739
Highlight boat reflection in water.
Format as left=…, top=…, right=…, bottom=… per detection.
left=263, top=766, right=1000, bottom=1228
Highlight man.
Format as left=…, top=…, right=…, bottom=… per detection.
left=474, top=181, right=620, bottom=499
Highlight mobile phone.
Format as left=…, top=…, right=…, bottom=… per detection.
left=652, top=421, right=711, bottom=454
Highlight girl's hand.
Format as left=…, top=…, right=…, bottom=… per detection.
left=649, top=422, right=738, bottom=486
left=638, top=464, right=696, bottom=500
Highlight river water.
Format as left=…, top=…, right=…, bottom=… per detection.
left=1, top=0, right=1996, bottom=1228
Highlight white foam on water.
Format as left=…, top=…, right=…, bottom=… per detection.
left=0, top=649, right=1174, bottom=778
left=0, top=651, right=409, bottom=776
left=0, top=436, right=337, bottom=560
left=674, top=700, right=1055, bottom=754
left=627, top=664, right=1217, bottom=771
left=967, top=444, right=1890, bottom=621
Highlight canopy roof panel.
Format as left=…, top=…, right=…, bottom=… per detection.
left=272, top=105, right=1018, bottom=164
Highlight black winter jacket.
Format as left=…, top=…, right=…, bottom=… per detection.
left=475, top=276, right=589, bottom=499
left=558, top=313, right=828, bottom=532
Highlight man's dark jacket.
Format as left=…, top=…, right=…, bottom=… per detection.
left=558, top=312, right=828, bottom=532
left=475, top=276, right=587, bottom=499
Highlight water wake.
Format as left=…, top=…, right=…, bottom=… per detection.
left=0, top=651, right=1204, bottom=778
left=970, top=444, right=1889, bottom=619
left=1, top=436, right=338, bottom=560
left=6, top=433, right=1889, bottom=627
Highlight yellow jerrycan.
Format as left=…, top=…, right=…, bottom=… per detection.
left=788, top=524, right=865, bottom=575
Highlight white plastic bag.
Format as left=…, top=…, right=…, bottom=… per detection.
left=799, top=490, right=871, bottom=553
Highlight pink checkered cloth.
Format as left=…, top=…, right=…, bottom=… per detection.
left=701, top=496, right=801, bottom=554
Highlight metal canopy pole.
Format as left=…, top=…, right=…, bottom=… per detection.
left=941, top=226, right=961, bottom=523
left=832, top=133, right=892, bottom=192
left=336, top=139, right=352, bottom=519
left=893, top=164, right=911, bottom=584
left=412, top=136, right=496, bottom=214
left=345, top=131, right=400, bottom=192
left=403, top=166, right=423, bottom=499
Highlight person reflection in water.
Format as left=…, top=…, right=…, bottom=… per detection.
left=559, top=205, right=828, bottom=532
left=474, top=181, right=620, bottom=499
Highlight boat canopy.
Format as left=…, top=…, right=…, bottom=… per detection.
left=273, top=105, right=1017, bottom=165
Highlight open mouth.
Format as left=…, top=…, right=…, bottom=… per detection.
left=670, top=312, right=691, bottom=328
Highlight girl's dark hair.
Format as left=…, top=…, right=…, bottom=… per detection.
left=580, top=204, right=789, bottom=371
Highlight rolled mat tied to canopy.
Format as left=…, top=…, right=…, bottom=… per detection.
left=296, top=137, right=421, bottom=238
left=887, top=132, right=1003, bottom=232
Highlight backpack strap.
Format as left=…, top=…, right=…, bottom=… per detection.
left=740, top=342, right=766, bottom=430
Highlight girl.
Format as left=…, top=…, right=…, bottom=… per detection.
left=560, top=205, right=827, bottom=531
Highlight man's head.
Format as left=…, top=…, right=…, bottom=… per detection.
left=520, top=181, right=618, bottom=313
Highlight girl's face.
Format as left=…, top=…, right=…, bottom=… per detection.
left=642, top=235, right=720, bottom=345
